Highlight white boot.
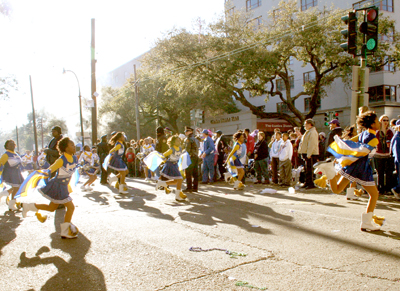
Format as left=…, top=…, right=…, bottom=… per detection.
left=119, top=184, right=128, bottom=194
left=85, top=185, right=93, bottom=191
left=22, top=203, right=38, bottom=218
left=360, top=212, right=381, bottom=231
left=174, top=189, right=186, bottom=201
left=8, top=199, right=20, bottom=211
left=60, top=222, right=79, bottom=239
left=0, top=189, right=9, bottom=201
left=155, top=180, right=167, bottom=190
left=346, top=187, right=358, bottom=200
left=313, top=159, right=336, bottom=179
left=224, top=172, right=232, bottom=183
left=107, top=175, right=118, bottom=184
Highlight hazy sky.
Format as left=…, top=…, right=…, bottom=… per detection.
left=0, top=0, right=224, bottom=136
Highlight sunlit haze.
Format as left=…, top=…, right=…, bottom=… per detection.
left=0, top=0, right=224, bottom=136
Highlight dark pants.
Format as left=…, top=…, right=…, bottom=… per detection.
left=100, top=158, right=107, bottom=183
left=302, top=154, right=318, bottom=186
left=271, top=157, right=279, bottom=184
left=186, top=156, right=199, bottom=190
left=374, top=156, right=395, bottom=193
left=393, top=162, right=400, bottom=193
left=254, top=157, right=269, bottom=182
left=216, top=155, right=226, bottom=180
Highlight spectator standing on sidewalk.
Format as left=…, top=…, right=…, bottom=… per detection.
left=278, top=132, right=293, bottom=187
left=298, top=119, right=319, bottom=189
left=390, top=120, right=400, bottom=199
left=253, top=131, right=270, bottom=184
left=183, top=127, right=199, bottom=193
left=325, top=119, right=343, bottom=159
left=269, top=131, right=282, bottom=184
left=374, top=115, right=395, bottom=194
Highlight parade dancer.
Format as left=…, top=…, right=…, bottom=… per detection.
left=0, top=140, right=24, bottom=210
left=22, top=150, right=34, bottom=173
left=37, top=149, right=50, bottom=169
left=313, top=111, right=385, bottom=231
left=108, top=132, right=129, bottom=194
left=155, top=135, right=187, bottom=201
left=142, top=137, right=155, bottom=181
left=78, top=145, right=99, bottom=191
left=22, top=137, right=80, bottom=239
left=225, top=132, right=246, bottom=190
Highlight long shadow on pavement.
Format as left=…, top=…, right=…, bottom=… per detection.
left=0, top=210, right=22, bottom=257
left=18, top=208, right=107, bottom=291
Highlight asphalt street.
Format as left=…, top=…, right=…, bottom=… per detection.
left=1, top=177, right=399, bottom=291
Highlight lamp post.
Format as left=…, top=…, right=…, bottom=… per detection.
left=156, top=86, right=163, bottom=128
left=63, top=68, right=85, bottom=147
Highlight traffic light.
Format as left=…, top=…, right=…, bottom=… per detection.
left=190, top=109, right=195, bottom=121
left=324, top=112, right=330, bottom=126
left=359, top=7, right=379, bottom=52
left=340, top=12, right=357, bottom=56
left=333, top=112, right=339, bottom=120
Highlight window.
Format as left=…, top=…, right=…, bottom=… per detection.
left=248, top=16, right=262, bottom=30
left=301, top=0, right=317, bottom=11
left=303, top=71, right=316, bottom=84
left=276, top=76, right=294, bottom=91
left=380, top=27, right=395, bottom=43
left=304, top=96, right=321, bottom=112
left=369, top=85, right=397, bottom=102
left=277, top=102, right=291, bottom=114
left=370, top=57, right=396, bottom=72
left=246, top=0, right=261, bottom=11
left=353, top=0, right=393, bottom=12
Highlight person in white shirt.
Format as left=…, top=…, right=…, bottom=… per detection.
left=268, top=131, right=282, bottom=184
left=278, top=133, right=293, bottom=186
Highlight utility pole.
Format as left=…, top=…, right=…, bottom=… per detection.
left=15, top=126, right=20, bottom=153
left=134, top=65, right=140, bottom=139
left=91, top=18, right=98, bottom=145
left=29, top=75, right=39, bottom=157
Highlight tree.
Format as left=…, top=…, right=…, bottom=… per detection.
left=142, top=0, right=397, bottom=126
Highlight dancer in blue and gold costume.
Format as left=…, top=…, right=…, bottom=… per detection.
left=21, top=137, right=80, bottom=239
left=0, top=140, right=24, bottom=210
left=314, top=111, right=385, bottom=232
left=78, top=145, right=99, bottom=191
left=107, top=132, right=129, bottom=194
left=155, top=135, right=187, bottom=201
left=225, top=132, right=246, bottom=190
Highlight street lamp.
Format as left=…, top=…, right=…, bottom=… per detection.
left=63, top=68, right=85, bottom=147
left=156, top=86, right=163, bottom=128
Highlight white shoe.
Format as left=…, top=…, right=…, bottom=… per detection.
left=8, top=199, right=19, bottom=211
left=224, top=172, right=232, bottom=183
left=346, top=187, right=359, bottom=201
left=360, top=212, right=381, bottom=231
left=60, top=222, right=79, bottom=239
left=0, top=189, right=9, bottom=201
left=85, top=185, right=93, bottom=191
left=233, top=180, right=244, bottom=190
left=174, top=189, right=186, bottom=201
left=313, top=159, right=336, bottom=179
left=107, top=175, right=118, bottom=184
left=119, top=184, right=128, bottom=194
left=155, top=180, right=167, bottom=191
left=391, top=188, right=400, bottom=199
left=22, top=203, right=38, bottom=218
left=80, top=185, right=86, bottom=190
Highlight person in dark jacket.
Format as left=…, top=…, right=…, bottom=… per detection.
left=324, top=119, right=343, bottom=158
left=183, top=126, right=199, bottom=192
left=44, top=126, right=63, bottom=178
left=254, top=131, right=270, bottom=184
left=97, top=134, right=108, bottom=184
left=214, top=130, right=228, bottom=181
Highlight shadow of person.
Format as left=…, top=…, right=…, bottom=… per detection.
left=0, top=211, right=22, bottom=257
left=18, top=208, right=106, bottom=290
left=84, top=191, right=110, bottom=205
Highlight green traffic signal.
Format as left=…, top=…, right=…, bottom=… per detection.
left=359, top=7, right=379, bottom=52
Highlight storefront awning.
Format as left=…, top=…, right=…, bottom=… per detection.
left=257, top=118, right=293, bottom=132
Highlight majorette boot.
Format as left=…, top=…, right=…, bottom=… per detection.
left=346, top=187, right=359, bottom=200
left=224, top=172, right=232, bottom=183
left=354, top=188, right=363, bottom=197
left=155, top=180, right=171, bottom=194
left=60, top=222, right=79, bottom=239
left=174, top=189, right=186, bottom=201
left=360, top=212, right=381, bottom=231
left=8, top=199, right=21, bottom=211
left=0, top=189, right=9, bottom=201
left=314, top=175, right=328, bottom=188
left=313, top=159, right=336, bottom=180
left=119, top=184, right=128, bottom=194
left=107, top=174, right=118, bottom=184
left=233, top=180, right=244, bottom=190
left=22, top=203, right=48, bottom=223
